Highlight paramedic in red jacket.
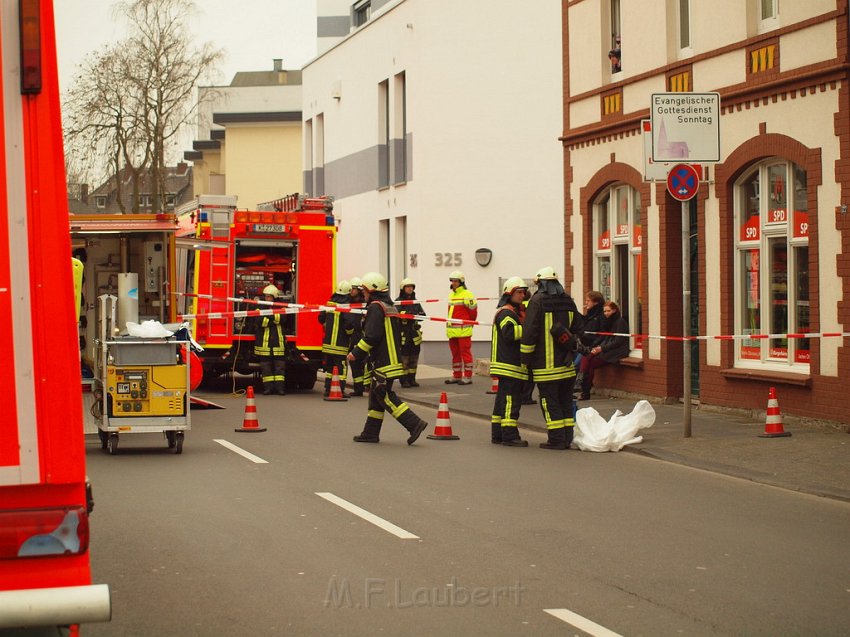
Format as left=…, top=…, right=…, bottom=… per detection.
left=445, top=270, right=478, bottom=385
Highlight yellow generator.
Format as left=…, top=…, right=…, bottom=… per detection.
left=95, top=295, right=190, bottom=455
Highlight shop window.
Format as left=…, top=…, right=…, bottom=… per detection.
left=734, top=160, right=809, bottom=368
left=593, top=184, right=643, bottom=350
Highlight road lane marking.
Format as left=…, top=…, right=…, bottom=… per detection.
left=315, top=492, right=419, bottom=539
left=543, top=609, right=623, bottom=637
left=214, top=439, right=269, bottom=464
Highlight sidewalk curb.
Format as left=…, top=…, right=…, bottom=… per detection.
left=403, top=394, right=850, bottom=504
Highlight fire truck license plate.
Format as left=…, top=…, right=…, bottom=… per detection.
left=253, top=224, right=286, bottom=233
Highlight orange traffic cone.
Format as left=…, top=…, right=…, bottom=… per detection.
left=235, top=386, right=267, bottom=432
left=759, top=387, right=791, bottom=438
left=427, top=392, right=460, bottom=440
left=486, top=376, right=499, bottom=395
left=324, top=366, right=348, bottom=401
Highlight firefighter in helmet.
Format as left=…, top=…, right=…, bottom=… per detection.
left=445, top=270, right=477, bottom=384
left=347, top=277, right=370, bottom=396
left=490, top=276, right=529, bottom=446
left=348, top=272, right=429, bottom=444
left=254, top=284, right=287, bottom=395
left=395, top=277, right=425, bottom=388
left=520, top=266, right=584, bottom=449
left=318, top=280, right=356, bottom=397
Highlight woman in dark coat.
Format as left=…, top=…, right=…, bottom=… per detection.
left=578, top=300, right=629, bottom=400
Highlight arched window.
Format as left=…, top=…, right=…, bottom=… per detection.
left=593, top=184, right=642, bottom=350
left=734, top=159, right=809, bottom=368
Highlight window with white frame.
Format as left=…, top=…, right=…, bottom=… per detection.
left=734, top=159, right=809, bottom=368
left=353, top=0, right=371, bottom=27
left=758, top=0, right=779, bottom=32
left=678, top=0, right=691, bottom=50
left=95, top=196, right=106, bottom=208
left=593, top=184, right=643, bottom=350
left=609, top=0, right=622, bottom=72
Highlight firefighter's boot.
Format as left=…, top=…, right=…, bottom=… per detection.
left=407, top=372, right=420, bottom=388
left=353, top=418, right=382, bottom=443
left=539, top=426, right=569, bottom=450
left=398, top=410, right=428, bottom=445
left=501, top=425, right=528, bottom=447
left=274, top=381, right=286, bottom=396
left=351, top=382, right=365, bottom=397
left=323, top=376, right=331, bottom=398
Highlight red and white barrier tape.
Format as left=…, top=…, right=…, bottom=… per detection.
left=174, top=293, right=847, bottom=340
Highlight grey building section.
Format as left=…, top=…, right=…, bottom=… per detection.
left=317, top=15, right=350, bottom=37
left=391, top=136, right=406, bottom=185
left=303, top=169, right=313, bottom=195
left=315, top=167, right=325, bottom=196
left=322, top=134, right=413, bottom=199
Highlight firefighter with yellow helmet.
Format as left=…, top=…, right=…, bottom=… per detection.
left=253, top=284, right=287, bottom=395
left=445, top=270, right=477, bottom=385
left=347, top=272, right=429, bottom=444
left=520, top=266, right=584, bottom=449
left=490, top=276, right=529, bottom=446
left=346, top=277, right=370, bottom=396
left=318, top=280, right=356, bottom=397
left=395, top=277, right=425, bottom=387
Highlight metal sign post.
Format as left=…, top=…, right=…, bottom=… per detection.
left=682, top=201, right=692, bottom=438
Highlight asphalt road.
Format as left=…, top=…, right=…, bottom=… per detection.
left=83, top=389, right=850, bottom=636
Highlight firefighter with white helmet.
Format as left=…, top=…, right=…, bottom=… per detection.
left=445, top=270, right=477, bottom=385
left=395, top=277, right=425, bottom=388
left=346, top=277, right=370, bottom=396
left=318, top=280, right=357, bottom=397
left=253, top=284, right=287, bottom=395
left=347, top=272, right=429, bottom=444
left=490, top=277, right=530, bottom=446
left=521, top=266, right=584, bottom=449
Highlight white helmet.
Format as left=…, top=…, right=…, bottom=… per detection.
left=400, top=277, right=415, bottom=289
left=349, top=277, right=363, bottom=289
left=336, top=280, right=352, bottom=294
left=449, top=270, right=465, bottom=283
left=534, top=266, right=558, bottom=281
left=362, top=271, right=389, bottom=292
left=502, top=276, right=527, bottom=295
left=262, top=284, right=281, bottom=298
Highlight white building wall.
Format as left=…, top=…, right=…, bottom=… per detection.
left=304, top=0, right=564, bottom=355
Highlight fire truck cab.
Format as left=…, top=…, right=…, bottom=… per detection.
left=0, top=0, right=111, bottom=631
left=175, top=193, right=337, bottom=390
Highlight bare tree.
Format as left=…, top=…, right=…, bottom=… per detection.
left=63, top=0, right=222, bottom=212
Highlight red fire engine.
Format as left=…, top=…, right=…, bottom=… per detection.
left=0, top=0, right=111, bottom=631
left=175, top=193, right=337, bottom=389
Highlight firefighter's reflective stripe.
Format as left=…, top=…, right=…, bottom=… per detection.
left=0, top=4, right=39, bottom=486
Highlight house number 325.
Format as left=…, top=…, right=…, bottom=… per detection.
left=434, top=252, right=462, bottom=267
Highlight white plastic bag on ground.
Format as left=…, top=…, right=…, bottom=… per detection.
left=573, top=400, right=656, bottom=452
left=125, top=320, right=173, bottom=338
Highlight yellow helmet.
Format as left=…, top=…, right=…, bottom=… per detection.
left=449, top=270, right=465, bottom=283
left=336, top=280, right=352, bottom=294
left=262, top=284, right=281, bottom=298
left=534, top=266, right=558, bottom=281
left=502, top=276, right=527, bottom=295
left=362, top=271, right=389, bottom=292
left=400, top=278, right=415, bottom=289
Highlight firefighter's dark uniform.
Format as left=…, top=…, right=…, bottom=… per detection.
left=318, top=292, right=356, bottom=396
left=395, top=290, right=425, bottom=387
left=350, top=290, right=428, bottom=443
left=253, top=313, right=287, bottom=395
left=520, top=279, right=583, bottom=449
left=490, top=296, right=528, bottom=445
left=348, top=287, right=371, bottom=396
